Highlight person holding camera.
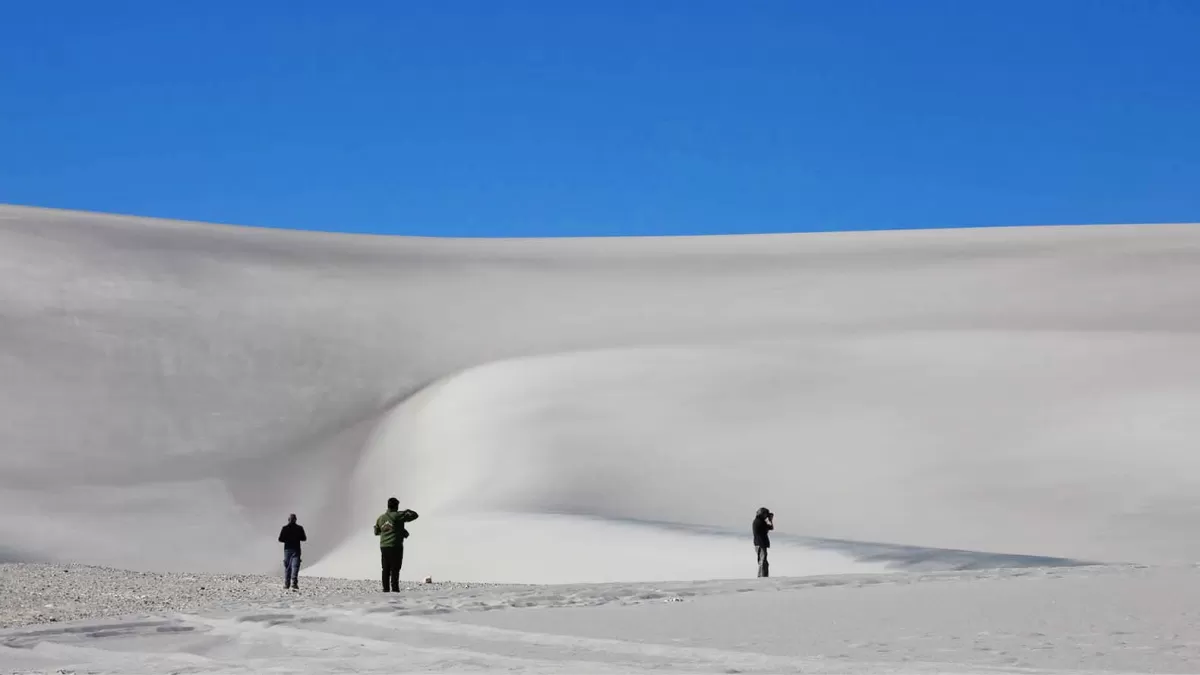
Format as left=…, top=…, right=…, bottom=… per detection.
left=753, top=507, right=774, bottom=578
left=375, top=497, right=419, bottom=592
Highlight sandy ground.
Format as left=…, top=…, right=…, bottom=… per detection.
left=0, top=563, right=498, bottom=630
left=4, top=562, right=1199, bottom=673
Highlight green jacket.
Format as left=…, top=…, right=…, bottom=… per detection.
left=374, top=508, right=419, bottom=548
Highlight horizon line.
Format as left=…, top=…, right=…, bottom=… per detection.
left=2, top=201, right=1193, bottom=240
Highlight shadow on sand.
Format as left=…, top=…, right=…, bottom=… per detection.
left=589, top=516, right=1100, bottom=572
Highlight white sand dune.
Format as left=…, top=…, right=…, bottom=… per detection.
left=4, top=204, right=1200, bottom=672
left=3, top=205, right=1200, bottom=585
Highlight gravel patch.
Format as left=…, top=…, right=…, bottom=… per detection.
left=0, top=563, right=499, bottom=630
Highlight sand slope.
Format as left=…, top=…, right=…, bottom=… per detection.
left=2, top=204, right=1199, bottom=582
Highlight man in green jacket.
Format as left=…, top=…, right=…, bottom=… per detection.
left=374, top=497, right=419, bottom=592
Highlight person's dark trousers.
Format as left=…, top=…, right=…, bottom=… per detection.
left=380, top=546, right=404, bottom=592
left=756, top=546, right=769, bottom=578
left=284, top=549, right=301, bottom=589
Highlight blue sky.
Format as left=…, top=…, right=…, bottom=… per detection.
left=2, top=1, right=1198, bottom=237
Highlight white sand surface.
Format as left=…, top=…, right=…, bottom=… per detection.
left=3, top=204, right=1200, bottom=671
left=4, top=205, right=1199, bottom=582
left=4, top=562, right=1200, bottom=674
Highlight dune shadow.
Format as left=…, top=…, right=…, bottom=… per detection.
left=220, top=382, right=436, bottom=572
left=584, top=515, right=1099, bottom=571
left=788, top=534, right=1098, bottom=571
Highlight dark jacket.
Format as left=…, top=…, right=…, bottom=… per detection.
left=375, top=508, right=419, bottom=548
left=279, top=523, right=307, bottom=552
left=752, top=515, right=773, bottom=548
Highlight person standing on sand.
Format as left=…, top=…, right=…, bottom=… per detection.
left=753, top=507, right=773, bottom=578
left=278, top=513, right=307, bottom=590
left=375, top=497, right=419, bottom=592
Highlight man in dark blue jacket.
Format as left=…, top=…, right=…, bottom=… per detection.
left=752, top=507, right=774, bottom=578
left=278, top=513, right=307, bottom=590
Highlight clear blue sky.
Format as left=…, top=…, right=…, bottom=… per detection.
left=2, top=1, right=1198, bottom=237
